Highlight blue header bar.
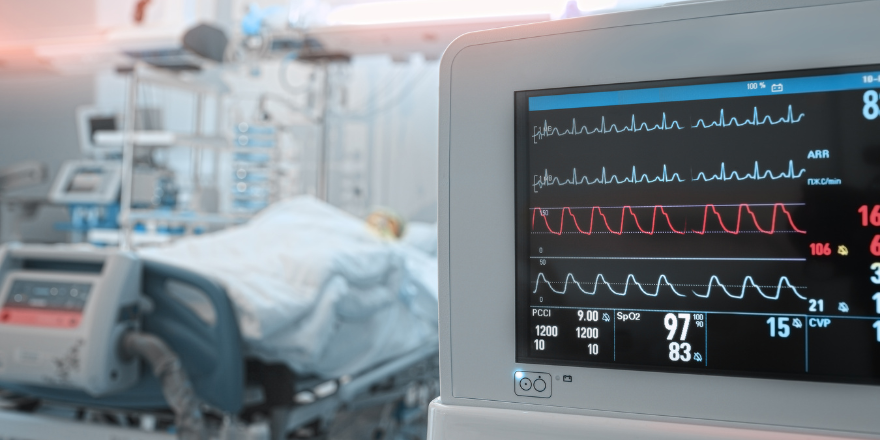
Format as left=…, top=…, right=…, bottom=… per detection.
left=528, top=71, right=880, bottom=112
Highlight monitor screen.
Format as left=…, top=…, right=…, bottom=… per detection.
left=515, top=65, right=880, bottom=384
left=66, top=169, right=105, bottom=194
left=88, top=116, right=116, bottom=144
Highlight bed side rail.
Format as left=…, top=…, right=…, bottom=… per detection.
left=141, top=259, right=244, bottom=414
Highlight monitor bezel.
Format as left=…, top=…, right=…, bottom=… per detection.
left=439, top=0, right=880, bottom=433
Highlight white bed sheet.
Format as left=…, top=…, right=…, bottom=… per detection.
left=139, top=196, right=438, bottom=378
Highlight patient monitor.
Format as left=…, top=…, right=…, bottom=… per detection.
left=0, top=245, right=141, bottom=396
left=432, top=0, right=880, bottom=438
left=49, top=160, right=122, bottom=205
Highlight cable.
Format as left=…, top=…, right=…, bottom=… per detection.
left=259, top=91, right=310, bottom=111
left=344, top=65, right=411, bottom=112
left=278, top=51, right=314, bottom=95
left=334, top=65, right=432, bottom=119
left=122, top=332, right=206, bottom=440
left=258, top=92, right=320, bottom=123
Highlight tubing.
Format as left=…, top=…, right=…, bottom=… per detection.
left=122, top=332, right=206, bottom=440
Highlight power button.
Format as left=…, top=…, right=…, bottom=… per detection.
left=514, top=371, right=551, bottom=398
left=533, top=378, right=546, bottom=392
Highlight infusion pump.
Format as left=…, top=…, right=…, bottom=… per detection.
left=0, top=245, right=140, bottom=396
left=432, top=0, right=880, bottom=438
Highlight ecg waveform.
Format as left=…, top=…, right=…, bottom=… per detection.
left=531, top=106, right=804, bottom=143
left=533, top=166, right=684, bottom=191
left=533, top=272, right=807, bottom=300
left=532, top=161, right=805, bottom=192
left=694, top=160, right=806, bottom=182
left=692, top=105, right=805, bottom=128
left=531, top=203, right=806, bottom=235
left=532, top=113, right=683, bottom=143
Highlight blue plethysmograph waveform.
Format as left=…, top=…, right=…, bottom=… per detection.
left=531, top=106, right=804, bottom=144
left=533, top=161, right=805, bottom=192
left=692, top=105, right=805, bottom=128
left=533, top=272, right=807, bottom=300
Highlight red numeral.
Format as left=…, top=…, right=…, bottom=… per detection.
left=859, top=205, right=880, bottom=227
left=810, top=243, right=832, bottom=256
left=872, top=236, right=880, bottom=257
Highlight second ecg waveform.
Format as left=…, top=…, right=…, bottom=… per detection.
left=532, top=160, right=806, bottom=192
left=531, top=203, right=806, bottom=235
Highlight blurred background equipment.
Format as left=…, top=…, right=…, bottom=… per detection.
left=0, top=161, right=49, bottom=243
left=0, top=0, right=670, bottom=439
left=0, top=162, right=48, bottom=194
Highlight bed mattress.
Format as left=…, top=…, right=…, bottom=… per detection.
left=140, top=196, right=438, bottom=378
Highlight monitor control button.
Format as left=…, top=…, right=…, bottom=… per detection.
left=514, top=371, right=551, bottom=398
left=534, top=378, right=546, bottom=392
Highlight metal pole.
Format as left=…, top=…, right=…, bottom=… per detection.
left=119, top=67, right=139, bottom=251
left=191, top=93, right=204, bottom=212
left=213, top=93, right=223, bottom=207
left=317, top=61, right=331, bottom=201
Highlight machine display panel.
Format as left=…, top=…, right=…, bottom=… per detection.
left=0, top=280, right=92, bottom=328
left=66, top=169, right=106, bottom=194
left=515, top=65, right=880, bottom=384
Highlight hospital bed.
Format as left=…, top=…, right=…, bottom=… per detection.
left=0, top=198, right=439, bottom=440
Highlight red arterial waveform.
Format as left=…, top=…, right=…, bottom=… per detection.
left=531, top=204, right=806, bottom=235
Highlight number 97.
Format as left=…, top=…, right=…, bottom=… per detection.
left=664, top=313, right=690, bottom=341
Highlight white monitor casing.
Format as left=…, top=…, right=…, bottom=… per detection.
left=435, top=0, right=880, bottom=438
left=76, top=106, right=119, bottom=156
left=49, top=160, right=122, bottom=205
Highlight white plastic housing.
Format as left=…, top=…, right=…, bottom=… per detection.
left=0, top=245, right=141, bottom=396
left=436, top=0, right=880, bottom=437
